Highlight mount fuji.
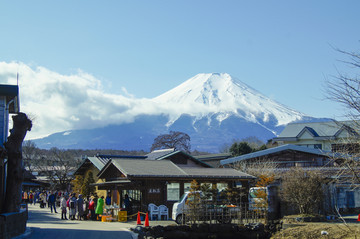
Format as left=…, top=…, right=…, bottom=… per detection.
left=33, top=73, right=313, bottom=152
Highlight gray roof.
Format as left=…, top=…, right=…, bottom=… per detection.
left=145, top=148, right=175, bottom=160
left=100, top=159, right=254, bottom=179
left=276, top=120, right=357, bottom=139
left=181, top=167, right=254, bottom=179
left=111, top=159, right=187, bottom=177
left=194, top=153, right=232, bottom=161
left=155, top=150, right=213, bottom=168
left=74, top=154, right=145, bottom=175
left=194, top=153, right=232, bottom=168
left=220, top=144, right=332, bottom=165
left=87, top=156, right=111, bottom=171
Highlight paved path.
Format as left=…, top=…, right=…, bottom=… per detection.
left=24, top=204, right=136, bottom=239
left=23, top=203, right=175, bottom=239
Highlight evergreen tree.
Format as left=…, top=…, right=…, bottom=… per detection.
left=72, top=175, right=84, bottom=194
left=82, top=171, right=96, bottom=196
left=229, top=141, right=252, bottom=156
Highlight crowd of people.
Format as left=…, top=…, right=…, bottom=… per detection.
left=22, top=190, right=111, bottom=221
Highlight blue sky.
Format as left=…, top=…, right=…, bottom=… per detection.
left=0, top=1, right=360, bottom=139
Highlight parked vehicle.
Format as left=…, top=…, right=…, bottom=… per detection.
left=248, top=187, right=268, bottom=211
left=248, top=185, right=280, bottom=219
left=172, top=191, right=239, bottom=224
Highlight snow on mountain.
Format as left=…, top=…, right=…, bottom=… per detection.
left=153, top=73, right=306, bottom=128
left=33, top=73, right=312, bottom=152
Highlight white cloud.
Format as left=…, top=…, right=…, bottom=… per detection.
left=0, top=62, right=163, bottom=140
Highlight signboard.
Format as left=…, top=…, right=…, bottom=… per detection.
left=148, top=188, right=160, bottom=194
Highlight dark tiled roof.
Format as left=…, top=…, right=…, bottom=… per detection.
left=112, top=159, right=187, bottom=177
left=181, top=167, right=254, bottom=179
left=194, top=153, right=232, bottom=168
left=156, top=150, right=212, bottom=168
left=101, top=159, right=254, bottom=179
left=194, top=153, right=232, bottom=161
left=75, top=154, right=146, bottom=175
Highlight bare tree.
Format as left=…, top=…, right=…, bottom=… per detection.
left=22, top=140, right=40, bottom=174
left=150, top=131, right=191, bottom=153
left=36, top=147, right=81, bottom=191
left=233, top=158, right=278, bottom=179
left=281, top=167, right=325, bottom=215
left=326, top=48, right=360, bottom=121
left=325, top=47, right=360, bottom=186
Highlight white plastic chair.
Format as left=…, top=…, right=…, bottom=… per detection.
left=148, top=203, right=159, bottom=220
left=158, top=205, right=168, bottom=220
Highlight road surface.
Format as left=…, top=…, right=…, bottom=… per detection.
left=24, top=203, right=136, bottom=239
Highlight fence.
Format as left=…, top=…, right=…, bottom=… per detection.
left=179, top=202, right=266, bottom=225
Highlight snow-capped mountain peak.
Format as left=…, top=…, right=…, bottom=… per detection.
left=33, top=72, right=313, bottom=152
left=153, top=73, right=305, bottom=126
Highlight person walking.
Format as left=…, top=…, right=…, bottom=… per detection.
left=48, top=191, right=58, bottom=213
left=95, top=196, right=104, bottom=221
left=60, top=195, right=68, bottom=220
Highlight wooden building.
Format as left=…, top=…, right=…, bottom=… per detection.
left=74, top=149, right=255, bottom=214
left=74, top=154, right=146, bottom=198
left=95, top=153, right=255, bottom=214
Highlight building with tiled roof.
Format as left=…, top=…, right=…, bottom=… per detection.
left=273, top=120, right=359, bottom=152
left=96, top=158, right=254, bottom=213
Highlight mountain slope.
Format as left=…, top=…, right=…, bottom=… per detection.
left=153, top=73, right=305, bottom=128
left=33, top=73, right=313, bottom=152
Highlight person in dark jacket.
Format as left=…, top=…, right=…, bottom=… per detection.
left=105, top=192, right=111, bottom=206
left=48, top=191, right=57, bottom=213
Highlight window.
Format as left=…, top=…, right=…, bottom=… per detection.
left=167, top=183, right=180, bottom=201
left=216, top=183, right=228, bottom=192
left=297, top=144, right=322, bottom=149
